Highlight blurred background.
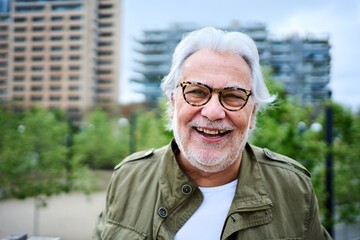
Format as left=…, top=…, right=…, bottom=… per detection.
left=0, top=0, right=359, bottom=239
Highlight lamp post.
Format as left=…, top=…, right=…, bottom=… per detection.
left=325, top=105, right=334, bottom=237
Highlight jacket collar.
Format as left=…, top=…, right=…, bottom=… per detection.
left=159, top=140, right=272, bottom=210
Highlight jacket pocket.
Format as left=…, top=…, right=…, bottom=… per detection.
left=101, top=221, right=148, bottom=240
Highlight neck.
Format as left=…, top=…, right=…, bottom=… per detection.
left=176, top=151, right=241, bottom=187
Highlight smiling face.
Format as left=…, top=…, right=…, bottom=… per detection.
left=171, top=49, right=256, bottom=173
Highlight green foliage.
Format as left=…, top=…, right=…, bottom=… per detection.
left=134, top=104, right=173, bottom=152
left=250, top=75, right=360, bottom=224
left=0, top=107, right=92, bottom=199
left=72, top=108, right=130, bottom=169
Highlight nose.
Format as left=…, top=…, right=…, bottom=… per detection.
left=200, top=93, right=226, bottom=121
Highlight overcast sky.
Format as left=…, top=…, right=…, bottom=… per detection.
left=120, top=0, right=360, bottom=110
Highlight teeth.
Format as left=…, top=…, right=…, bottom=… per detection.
left=196, top=127, right=226, bottom=135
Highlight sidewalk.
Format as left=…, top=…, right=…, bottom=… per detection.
left=0, top=191, right=106, bottom=240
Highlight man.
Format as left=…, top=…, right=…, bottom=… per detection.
left=93, top=27, right=332, bottom=239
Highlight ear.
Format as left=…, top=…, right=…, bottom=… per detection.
left=170, top=93, right=175, bottom=119
left=249, top=105, right=257, bottom=130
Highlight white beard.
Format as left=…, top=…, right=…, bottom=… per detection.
left=172, top=108, right=252, bottom=173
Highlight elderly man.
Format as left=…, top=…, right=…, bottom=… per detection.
left=93, top=27, right=332, bottom=239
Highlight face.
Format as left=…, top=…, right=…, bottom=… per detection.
left=171, top=49, right=256, bottom=173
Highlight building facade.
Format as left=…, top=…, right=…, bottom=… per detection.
left=0, top=0, right=121, bottom=118
left=131, top=23, right=331, bottom=107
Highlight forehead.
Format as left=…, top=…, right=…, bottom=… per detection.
left=181, top=49, right=252, bottom=88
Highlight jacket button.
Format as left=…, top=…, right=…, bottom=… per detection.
left=158, top=207, right=168, bottom=218
left=182, top=184, right=192, bottom=195
left=266, top=150, right=274, bottom=158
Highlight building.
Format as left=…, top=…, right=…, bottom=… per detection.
left=131, top=22, right=331, bottom=107
left=0, top=0, right=121, bottom=119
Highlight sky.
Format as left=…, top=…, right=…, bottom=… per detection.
left=120, top=0, right=360, bottom=110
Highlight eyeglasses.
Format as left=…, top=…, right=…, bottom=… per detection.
left=178, top=81, right=252, bottom=111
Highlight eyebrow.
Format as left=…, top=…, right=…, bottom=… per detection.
left=185, top=79, right=246, bottom=89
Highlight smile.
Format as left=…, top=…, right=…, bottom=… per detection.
left=195, top=127, right=230, bottom=138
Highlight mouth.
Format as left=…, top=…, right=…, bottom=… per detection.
left=194, top=127, right=231, bottom=139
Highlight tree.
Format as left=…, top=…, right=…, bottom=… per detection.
left=249, top=75, right=360, bottom=225
left=72, top=108, right=130, bottom=169
left=0, top=107, right=92, bottom=234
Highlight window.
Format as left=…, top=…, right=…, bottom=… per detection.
left=14, top=57, right=25, bottom=62
left=99, top=23, right=113, bottom=28
left=14, top=17, right=26, bottom=22
left=69, top=45, right=81, bottom=51
left=96, top=88, right=111, bottom=93
left=50, top=86, right=61, bottom=91
left=32, top=46, right=44, bottom=52
left=51, top=16, right=63, bottom=21
left=33, top=17, right=45, bottom=22
left=97, top=79, right=112, bottom=84
left=99, top=41, right=112, bottom=46
left=0, top=35, right=7, bottom=40
left=52, top=4, right=83, bottom=11
left=32, top=56, right=43, bottom=62
left=32, top=36, right=44, bottom=42
left=100, top=32, right=112, bottom=37
left=70, top=25, right=82, bottom=31
left=50, top=96, right=61, bottom=101
left=98, top=70, right=112, bottom=74
left=31, top=76, right=43, bottom=82
left=99, top=14, right=112, bottom=19
left=69, top=85, right=79, bottom=91
left=99, top=4, right=113, bottom=10
left=51, top=56, right=62, bottom=61
left=14, top=76, right=24, bottom=82
left=51, top=36, right=63, bottom=41
left=0, top=62, right=7, bottom=67
left=69, top=96, right=80, bottom=101
left=32, top=26, right=45, bottom=31
left=69, top=76, right=80, bottom=81
left=69, top=55, right=80, bottom=61
left=14, top=86, right=24, bottom=91
left=16, top=6, right=45, bottom=12
left=14, top=67, right=25, bottom=72
left=14, top=27, right=26, bottom=32
left=0, top=26, right=8, bottom=31
left=0, top=71, right=7, bottom=76
left=50, top=66, right=62, bottom=71
left=69, top=36, right=82, bottom=41
left=15, top=37, right=26, bottom=42
left=69, top=65, right=80, bottom=71
left=51, top=46, right=62, bottom=51
left=31, top=96, right=42, bottom=101
left=51, top=26, right=63, bottom=31
left=31, top=86, right=42, bottom=91
left=99, top=51, right=112, bottom=56
left=70, top=15, right=82, bottom=20
left=13, top=96, right=24, bottom=101
left=0, top=44, right=7, bottom=49
left=32, top=66, right=43, bottom=71
left=50, top=76, right=61, bottom=81
left=14, top=47, right=26, bottom=52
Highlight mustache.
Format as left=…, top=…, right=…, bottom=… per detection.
left=188, top=118, right=236, bottom=131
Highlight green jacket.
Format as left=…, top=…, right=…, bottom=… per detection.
left=93, top=141, right=332, bottom=240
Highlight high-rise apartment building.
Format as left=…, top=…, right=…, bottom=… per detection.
left=132, top=23, right=331, bottom=107
left=0, top=0, right=121, bottom=119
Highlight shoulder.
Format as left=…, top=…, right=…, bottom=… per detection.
left=249, top=144, right=311, bottom=178
left=114, top=145, right=168, bottom=170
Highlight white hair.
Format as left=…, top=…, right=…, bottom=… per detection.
left=161, top=27, right=276, bottom=130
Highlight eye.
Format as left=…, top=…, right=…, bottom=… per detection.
left=184, top=85, right=209, bottom=98
left=222, top=90, right=247, bottom=102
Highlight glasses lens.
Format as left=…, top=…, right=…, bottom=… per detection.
left=221, top=89, right=248, bottom=110
left=183, top=83, right=210, bottom=106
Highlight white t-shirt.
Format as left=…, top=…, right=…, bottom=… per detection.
left=175, top=179, right=238, bottom=240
